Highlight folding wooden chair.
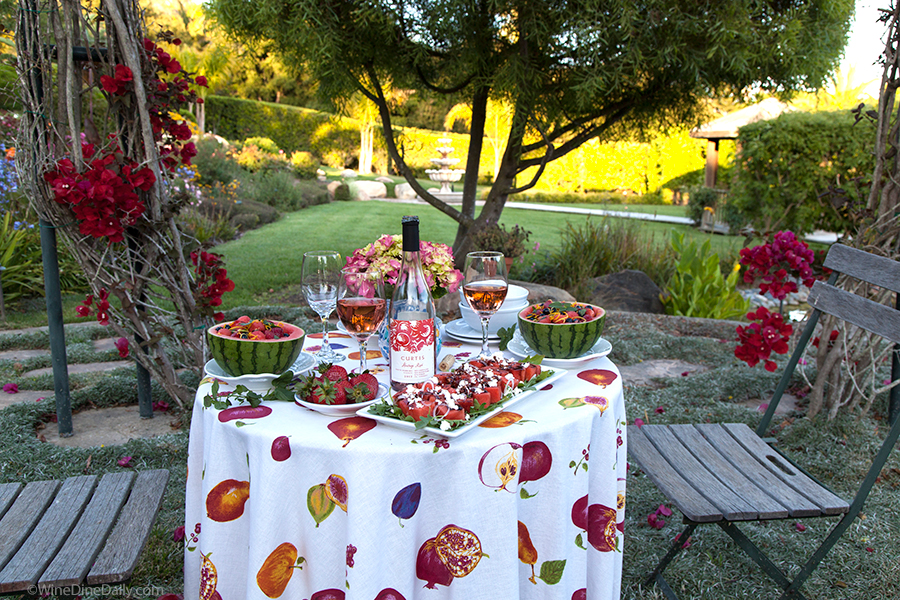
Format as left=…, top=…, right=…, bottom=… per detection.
left=627, top=244, right=900, bottom=600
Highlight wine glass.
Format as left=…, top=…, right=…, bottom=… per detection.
left=301, top=251, right=345, bottom=364
left=462, top=251, right=509, bottom=358
left=337, top=267, right=387, bottom=373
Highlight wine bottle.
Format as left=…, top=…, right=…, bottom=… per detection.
left=389, top=216, right=436, bottom=390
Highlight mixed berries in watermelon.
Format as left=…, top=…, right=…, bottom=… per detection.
left=392, top=354, right=543, bottom=428
left=208, top=316, right=305, bottom=376
left=517, top=301, right=606, bottom=359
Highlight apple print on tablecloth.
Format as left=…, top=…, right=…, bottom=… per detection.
left=257, top=542, right=305, bottom=598
left=327, top=416, right=376, bottom=447
left=391, top=482, right=421, bottom=526
left=479, top=442, right=522, bottom=493
left=417, top=524, right=486, bottom=589
left=571, top=494, right=622, bottom=552
left=206, top=479, right=250, bottom=522
left=576, top=369, right=618, bottom=388
left=518, top=520, right=566, bottom=585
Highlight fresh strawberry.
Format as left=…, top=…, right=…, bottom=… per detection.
left=350, top=373, right=379, bottom=401
left=333, top=380, right=352, bottom=405
left=296, top=375, right=337, bottom=405
left=319, top=363, right=349, bottom=383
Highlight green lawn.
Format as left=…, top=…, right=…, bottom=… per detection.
left=215, top=200, right=749, bottom=309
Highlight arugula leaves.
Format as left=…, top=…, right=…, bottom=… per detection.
left=202, top=370, right=296, bottom=410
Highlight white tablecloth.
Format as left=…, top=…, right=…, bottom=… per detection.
left=184, top=328, right=627, bottom=600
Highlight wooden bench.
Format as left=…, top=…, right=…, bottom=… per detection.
left=0, top=469, right=169, bottom=594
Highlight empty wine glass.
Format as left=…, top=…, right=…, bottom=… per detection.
left=463, top=251, right=508, bottom=358
left=301, top=251, right=345, bottom=363
left=337, top=267, right=387, bottom=373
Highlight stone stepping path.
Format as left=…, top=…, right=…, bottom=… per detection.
left=1, top=389, right=53, bottom=409
left=0, top=349, right=49, bottom=362
left=23, top=360, right=133, bottom=379
left=619, top=359, right=710, bottom=387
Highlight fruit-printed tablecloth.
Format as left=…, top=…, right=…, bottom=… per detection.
left=184, top=330, right=627, bottom=600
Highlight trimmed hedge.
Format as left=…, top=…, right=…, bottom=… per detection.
left=728, top=110, right=876, bottom=234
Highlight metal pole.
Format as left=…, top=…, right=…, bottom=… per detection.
left=890, top=293, right=900, bottom=426
left=40, top=219, right=73, bottom=436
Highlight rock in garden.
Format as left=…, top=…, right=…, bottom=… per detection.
left=511, top=281, right=576, bottom=304
left=394, top=182, right=418, bottom=200
left=341, top=169, right=358, bottom=178
left=349, top=180, right=387, bottom=200
left=588, top=270, right=664, bottom=314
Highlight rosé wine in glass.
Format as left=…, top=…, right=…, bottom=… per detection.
left=338, top=267, right=386, bottom=373
left=462, top=251, right=508, bottom=358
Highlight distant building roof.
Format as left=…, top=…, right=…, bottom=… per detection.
left=690, top=98, right=795, bottom=140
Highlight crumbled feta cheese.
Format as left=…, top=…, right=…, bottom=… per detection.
left=440, top=420, right=451, bottom=431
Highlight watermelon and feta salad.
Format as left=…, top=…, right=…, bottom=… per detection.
left=369, top=354, right=553, bottom=431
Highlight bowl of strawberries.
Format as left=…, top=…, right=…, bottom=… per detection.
left=293, top=363, right=387, bottom=416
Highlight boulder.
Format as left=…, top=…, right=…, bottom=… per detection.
left=349, top=180, right=387, bottom=200
left=394, top=182, right=418, bottom=200
left=509, top=280, right=576, bottom=305
left=587, top=270, right=664, bottom=313
left=341, top=169, right=358, bottom=178
left=375, top=176, right=394, bottom=184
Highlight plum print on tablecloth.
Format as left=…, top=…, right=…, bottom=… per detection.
left=391, top=482, right=422, bottom=526
left=307, top=483, right=336, bottom=527
left=256, top=542, right=305, bottom=598
left=327, top=416, right=377, bottom=447
left=576, top=369, right=618, bottom=388
left=417, top=524, right=485, bottom=589
left=518, top=520, right=567, bottom=585
left=478, top=442, right=522, bottom=493
left=206, top=479, right=250, bottom=522
left=271, top=436, right=291, bottom=461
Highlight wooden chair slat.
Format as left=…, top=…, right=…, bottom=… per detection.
left=641, top=425, right=759, bottom=521
left=822, top=244, right=900, bottom=293
left=723, top=424, right=849, bottom=515
left=0, top=480, right=60, bottom=573
left=38, top=472, right=136, bottom=588
left=808, top=281, right=900, bottom=345
left=627, top=425, right=722, bottom=522
left=86, top=469, right=169, bottom=585
left=0, top=476, right=96, bottom=593
left=669, top=425, right=790, bottom=519
left=696, top=423, right=828, bottom=517
left=0, top=483, right=23, bottom=521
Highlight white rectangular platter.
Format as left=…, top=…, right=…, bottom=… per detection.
left=357, top=367, right=567, bottom=438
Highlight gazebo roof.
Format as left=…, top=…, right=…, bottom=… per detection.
left=690, top=98, right=794, bottom=140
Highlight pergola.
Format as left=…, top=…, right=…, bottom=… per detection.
left=690, top=98, right=794, bottom=187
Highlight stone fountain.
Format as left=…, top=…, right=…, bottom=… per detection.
left=423, top=138, right=464, bottom=202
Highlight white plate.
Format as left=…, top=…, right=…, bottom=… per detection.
left=294, top=383, right=388, bottom=416
left=203, top=352, right=317, bottom=392
left=444, top=319, right=500, bottom=342
left=506, top=331, right=612, bottom=368
left=358, top=367, right=567, bottom=438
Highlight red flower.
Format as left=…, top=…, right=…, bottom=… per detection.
left=114, top=337, right=129, bottom=358
left=194, top=75, right=208, bottom=87
left=172, top=526, right=185, bottom=542
left=117, top=456, right=133, bottom=468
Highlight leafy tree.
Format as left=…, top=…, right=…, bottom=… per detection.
left=207, top=0, right=854, bottom=259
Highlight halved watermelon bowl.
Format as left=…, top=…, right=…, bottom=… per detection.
left=207, top=317, right=306, bottom=377
left=517, top=301, right=606, bottom=359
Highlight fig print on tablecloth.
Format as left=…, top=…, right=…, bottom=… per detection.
left=218, top=405, right=273, bottom=423
left=325, top=474, right=349, bottom=512
left=374, top=589, right=407, bottom=600
left=478, top=411, right=526, bottom=428
left=558, top=396, right=609, bottom=414
left=199, top=551, right=218, bottom=600
left=206, top=479, right=250, bottom=522
left=391, top=482, right=422, bottom=526
left=576, top=369, right=618, bottom=388
left=478, top=442, right=522, bottom=492
left=307, top=483, right=336, bottom=527
left=327, top=416, right=377, bottom=447
left=271, top=436, right=291, bottom=461
left=257, top=542, right=305, bottom=598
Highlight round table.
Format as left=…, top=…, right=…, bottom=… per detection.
left=184, top=327, right=627, bottom=600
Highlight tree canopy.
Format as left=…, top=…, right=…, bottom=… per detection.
left=206, top=0, right=854, bottom=258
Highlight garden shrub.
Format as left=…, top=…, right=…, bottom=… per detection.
left=242, top=137, right=280, bottom=154
left=232, top=143, right=271, bottom=173
left=290, top=151, right=320, bottom=179
left=242, top=170, right=309, bottom=211
left=333, top=182, right=351, bottom=202
left=231, top=199, right=280, bottom=225
left=686, top=185, right=723, bottom=225
left=230, top=213, right=259, bottom=231
left=193, top=136, right=243, bottom=186
left=729, top=109, right=876, bottom=235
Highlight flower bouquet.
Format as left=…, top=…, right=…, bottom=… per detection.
left=344, top=235, right=463, bottom=299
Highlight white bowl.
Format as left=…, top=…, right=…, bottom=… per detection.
left=459, top=284, right=529, bottom=306
left=459, top=300, right=528, bottom=335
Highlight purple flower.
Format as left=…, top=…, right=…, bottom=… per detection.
left=117, top=456, right=133, bottom=468
left=3, top=383, right=18, bottom=394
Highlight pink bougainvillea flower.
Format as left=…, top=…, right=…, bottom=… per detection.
left=794, top=522, right=806, bottom=532
left=656, top=504, right=673, bottom=517
left=153, top=400, right=170, bottom=412
left=114, top=337, right=129, bottom=358
left=172, top=525, right=185, bottom=542
left=866, top=547, right=874, bottom=552
left=674, top=533, right=692, bottom=549
left=655, top=406, right=665, bottom=414
left=647, top=513, right=665, bottom=529
left=3, top=383, right=18, bottom=394
left=156, top=595, right=183, bottom=600
left=634, top=418, right=644, bottom=428
left=117, top=456, right=133, bottom=468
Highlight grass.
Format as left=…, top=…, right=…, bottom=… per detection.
left=1, top=313, right=898, bottom=599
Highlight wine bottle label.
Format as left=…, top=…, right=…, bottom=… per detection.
left=390, top=318, right=435, bottom=383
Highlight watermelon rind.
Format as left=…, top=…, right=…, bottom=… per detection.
left=517, top=304, right=606, bottom=359
left=207, top=321, right=305, bottom=376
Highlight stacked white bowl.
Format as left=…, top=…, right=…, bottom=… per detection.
left=458, top=284, right=530, bottom=335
